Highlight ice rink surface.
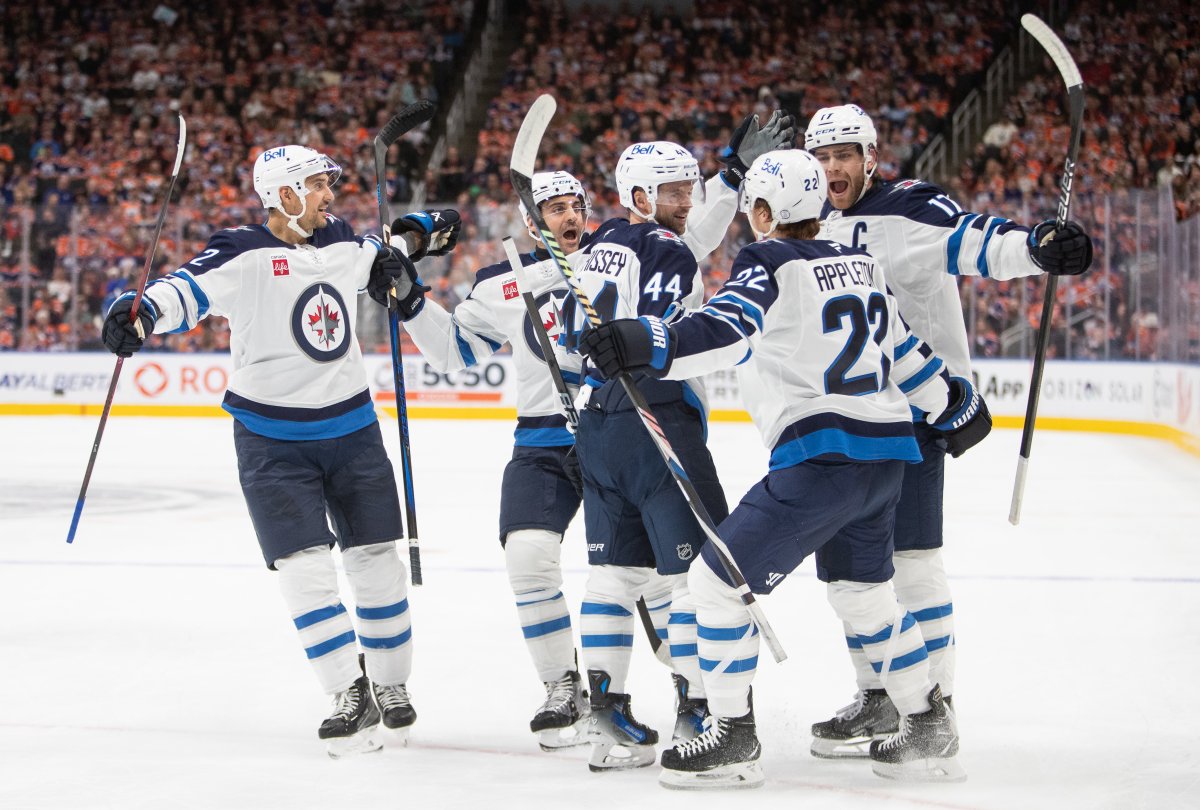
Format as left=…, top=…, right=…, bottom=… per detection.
left=2, top=415, right=1198, bottom=810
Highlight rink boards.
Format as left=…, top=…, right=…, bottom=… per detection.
left=1, top=352, right=1197, bottom=455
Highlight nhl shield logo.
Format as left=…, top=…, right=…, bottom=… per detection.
left=676, top=543, right=693, bottom=561
left=291, top=283, right=352, bottom=362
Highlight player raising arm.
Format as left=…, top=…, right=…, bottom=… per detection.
left=579, top=150, right=990, bottom=788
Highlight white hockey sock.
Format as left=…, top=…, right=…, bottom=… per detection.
left=690, top=562, right=756, bottom=718
left=843, top=621, right=883, bottom=691
left=660, top=572, right=705, bottom=699
left=343, top=543, right=412, bottom=688
left=827, top=580, right=932, bottom=716
left=276, top=547, right=360, bottom=695
left=893, top=548, right=956, bottom=697
left=581, top=565, right=651, bottom=693
left=506, top=529, right=575, bottom=682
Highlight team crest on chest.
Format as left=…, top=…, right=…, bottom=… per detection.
left=291, top=283, right=351, bottom=362
left=522, top=289, right=567, bottom=362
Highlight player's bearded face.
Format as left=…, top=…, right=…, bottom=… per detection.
left=540, top=193, right=588, bottom=254
left=813, top=145, right=868, bottom=210
left=300, top=174, right=335, bottom=231
left=652, top=180, right=694, bottom=235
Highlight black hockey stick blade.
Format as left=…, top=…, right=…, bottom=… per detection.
left=376, top=100, right=436, bottom=150
left=1010, top=15, right=1086, bottom=525
left=509, top=94, right=785, bottom=662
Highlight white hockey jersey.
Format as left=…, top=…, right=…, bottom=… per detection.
left=820, top=178, right=1042, bottom=377
left=124, top=216, right=381, bottom=440
left=404, top=176, right=738, bottom=444
left=664, top=237, right=956, bottom=469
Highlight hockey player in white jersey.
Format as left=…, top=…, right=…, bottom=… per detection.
left=578, top=150, right=992, bottom=788
left=557, top=114, right=795, bottom=773
left=101, top=144, right=459, bottom=758
left=803, top=104, right=1094, bottom=758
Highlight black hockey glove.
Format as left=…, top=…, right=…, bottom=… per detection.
left=391, top=209, right=462, bottom=262
left=102, top=295, right=157, bottom=357
left=1027, top=220, right=1093, bottom=276
left=578, top=316, right=676, bottom=379
left=367, top=246, right=430, bottom=320
left=719, top=108, right=797, bottom=188
left=928, top=376, right=992, bottom=458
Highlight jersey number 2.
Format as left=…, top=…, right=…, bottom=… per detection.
left=822, top=293, right=890, bottom=396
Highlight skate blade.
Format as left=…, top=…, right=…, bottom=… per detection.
left=382, top=726, right=411, bottom=748
left=659, top=762, right=765, bottom=790
left=587, top=742, right=657, bottom=772
left=872, top=755, right=967, bottom=783
left=538, top=718, right=591, bottom=751
left=809, top=735, right=874, bottom=759
left=325, top=726, right=383, bottom=759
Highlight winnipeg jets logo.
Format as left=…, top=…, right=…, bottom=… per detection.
left=291, top=283, right=351, bottom=362
left=522, top=289, right=568, bottom=362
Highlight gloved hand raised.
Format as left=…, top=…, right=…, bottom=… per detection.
left=719, top=108, right=797, bottom=188
left=391, top=209, right=462, bottom=262
left=367, top=246, right=430, bottom=320
left=927, top=376, right=992, bottom=457
left=578, top=317, right=675, bottom=379
left=102, top=295, right=157, bottom=357
left=1028, top=220, right=1093, bottom=276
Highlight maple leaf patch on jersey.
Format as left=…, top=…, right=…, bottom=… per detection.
left=890, top=179, right=924, bottom=193
left=291, top=283, right=351, bottom=362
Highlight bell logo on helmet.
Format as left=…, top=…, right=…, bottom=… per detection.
left=761, top=157, right=784, bottom=176
left=630, top=143, right=657, bottom=156
left=262, top=147, right=286, bottom=162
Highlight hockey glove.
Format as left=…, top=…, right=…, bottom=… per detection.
left=391, top=209, right=462, bottom=262
left=719, top=108, right=797, bottom=189
left=928, top=376, right=992, bottom=458
left=368, top=246, right=430, bottom=320
left=1027, top=220, right=1093, bottom=276
left=102, top=295, right=157, bottom=357
left=578, top=317, right=675, bottom=379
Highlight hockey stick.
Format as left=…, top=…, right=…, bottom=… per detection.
left=1009, top=14, right=1085, bottom=526
left=510, top=94, right=786, bottom=663
left=374, top=100, right=436, bottom=583
left=67, top=115, right=187, bottom=544
left=504, top=237, right=672, bottom=667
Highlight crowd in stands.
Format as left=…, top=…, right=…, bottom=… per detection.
left=0, top=0, right=470, bottom=351
left=947, top=0, right=1200, bottom=361
left=0, top=0, right=1196, bottom=362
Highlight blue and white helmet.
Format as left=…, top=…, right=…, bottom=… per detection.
left=739, top=150, right=827, bottom=237
left=252, top=145, right=342, bottom=211
left=803, top=104, right=878, bottom=154
left=615, top=141, right=701, bottom=211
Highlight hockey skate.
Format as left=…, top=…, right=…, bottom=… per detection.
left=870, top=685, right=966, bottom=782
left=318, top=674, right=382, bottom=759
left=659, top=708, right=763, bottom=790
left=585, top=670, right=658, bottom=771
left=671, top=674, right=709, bottom=742
left=371, top=681, right=416, bottom=744
left=531, top=670, right=590, bottom=751
left=810, top=688, right=899, bottom=759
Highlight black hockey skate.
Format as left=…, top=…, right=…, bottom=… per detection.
left=371, top=681, right=416, bottom=742
left=672, top=674, right=710, bottom=742
left=585, top=669, right=658, bottom=771
left=810, top=688, right=899, bottom=759
left=318, top=674, right=382, bottom=759
left=869, top=685, right=966, bottom=782
left=659, top=708, right=763, bottom=790
left=531, top=670, right=590, bottom=751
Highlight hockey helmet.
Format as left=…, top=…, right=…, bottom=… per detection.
left=517, top=170, right=589, bottom=222
left=253, top=145, right=342, bottom=211
left=614, top=140, right=702, bottom=212
left=739, top=150, right=827, bottom=235
left=803, top=104, right=878, bottom=154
